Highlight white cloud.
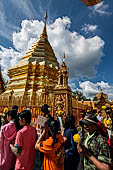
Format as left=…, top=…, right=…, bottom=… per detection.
left=81, top=24, right=98, bottom=34
left=90, top=2, right=112, bottom=16
left=0, top=16, right=105, bottom=82
left=48, top=17, right=104, bottom=79
left=78, top=81, right=113, bottom=100
left=13, top=20, right=43, bottom=52
left=0, top=46, right=23, bottom=81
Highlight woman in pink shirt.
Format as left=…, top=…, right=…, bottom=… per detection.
left=10, top=109, right=37, bottom=170
left=0, top=109, right=18, bottom=170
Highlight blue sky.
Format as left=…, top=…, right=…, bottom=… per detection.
left=0, top=0, right=113, bottom=99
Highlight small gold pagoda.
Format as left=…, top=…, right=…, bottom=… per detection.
left=53, top=54, right=72, bottom=115
left=94, top=88, right=110, bottom=110
left=0, top=12, right=59, bottom=107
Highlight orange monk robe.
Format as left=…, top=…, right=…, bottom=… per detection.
left=81, top=0, right=103, bottom=6
left=38, top=134, right=64, bottom=170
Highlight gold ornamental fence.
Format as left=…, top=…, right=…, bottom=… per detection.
left=0, top=106, right=82, bottom=126
left=0, top=106, right=44, bottom=127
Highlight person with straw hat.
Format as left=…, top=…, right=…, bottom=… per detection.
left=78, top=115, right=112, bottom=170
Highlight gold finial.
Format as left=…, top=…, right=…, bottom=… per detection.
left=63, top=52, right=66, bottom=62
left=64, top=53, right=66, bottom=59
left=44, top=10, right=48, bottom=23
left=100, top=88, right=102, bottom=92
left=40, top=11, right=48, bottom=39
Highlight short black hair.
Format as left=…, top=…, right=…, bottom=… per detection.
left=98, top=111, right=102, bottom=114
left=41, top=104, right=50, bottom=115
left=7, top=109, right=17, bottom=119
left=47, top=119, right=59, bottom=147
left=81, top=110, right=86, bottom=118
left=105, top=107, right=112, bottom=113
left=19, top=110, right=31, bottom=124
left=8, top=109, right=20, bottom=130
left=12, top=105, right=18, bottom=111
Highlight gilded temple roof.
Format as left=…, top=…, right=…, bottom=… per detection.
left=22, top=11, right=59, bottom=69
left=59, top=54, right=69, bottom=73
left=96, top=88, right=108, bottom=101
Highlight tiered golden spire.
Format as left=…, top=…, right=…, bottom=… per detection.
left=61, top=53, right=67, bottom=67
left=40, top=11, right=48, bottom=39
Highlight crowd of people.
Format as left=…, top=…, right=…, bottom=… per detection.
left=0, top=104, right=113, bottom=170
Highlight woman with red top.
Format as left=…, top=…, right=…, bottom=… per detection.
left=10, top=110, right=37, bottom=170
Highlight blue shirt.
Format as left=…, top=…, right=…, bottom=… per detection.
left=63, top=128, right=79, bottom=160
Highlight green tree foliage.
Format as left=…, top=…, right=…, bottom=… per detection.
left=93, top=96, right=98, bottom=101
left=72, top=90, right=91, bottom=101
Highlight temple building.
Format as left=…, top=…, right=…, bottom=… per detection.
left=94, top=89, right=111, bottom=110
left=0, top=12, right=72, bottom=114
left=1, top=12, right=112, bottom=116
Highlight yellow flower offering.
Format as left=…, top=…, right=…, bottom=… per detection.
left=106, top=119, right=112, bottom=125
left=73, top=134, right=80, bottom=143
left=0, top=113, right=2, bottom=116
left=102, top=106, right=106, bottom=110
left=3, top=107, right=8, bottom=113
left=80, top=112, right=83, bottom=115
left=0, top=113, right=6, bottom=117
left=58, top=110, right=63, bottom=117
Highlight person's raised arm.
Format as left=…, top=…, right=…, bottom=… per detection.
left=79, top=144, right=111, bottom=170
left=88, top=155, right=111, bottom=170
left=35, top=127, right=47, bottom=150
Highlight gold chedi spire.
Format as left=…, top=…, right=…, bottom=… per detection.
left=22, top=9, right=59, bottom=68
left=40, top=11, right=48, bottom=39
left=61, top=52, right=67, bottom=68
left=63, top=52, right=66, bottom=62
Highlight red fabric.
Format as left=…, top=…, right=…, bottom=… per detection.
left=98, top=121, right=107, bottom=135
left=0, top=122, right=17, bottom=170
left=108, top=138, right=111, bottom=146
left=15, top=125, right=37, bottom=170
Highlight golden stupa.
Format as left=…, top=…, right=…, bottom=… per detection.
left=1, top=12, right=109, bottom=116
left=0, top=12, right=59, bottom=107
left=0, top=12, right=111, bottom=116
